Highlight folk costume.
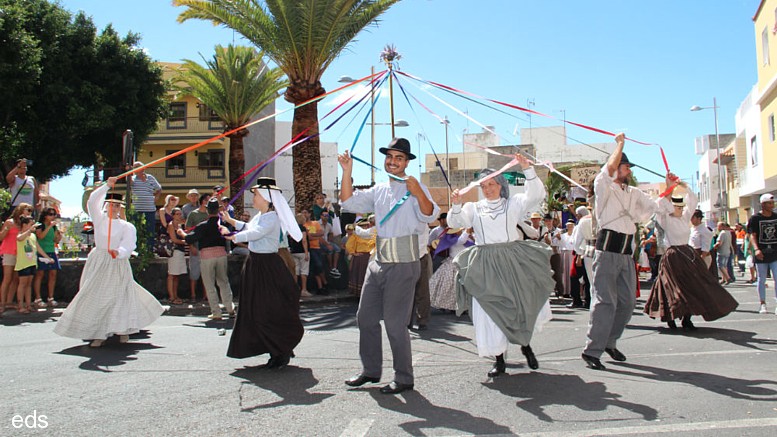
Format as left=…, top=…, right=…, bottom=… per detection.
left=428, top=229, right=472, bottom=311
left=226, top=178, right=304, bottom=369
left=449, top=166, right=553, bottom=377
left=54, top=184, right=163, bottom=345
left=643, top=192, right=738, bottom=329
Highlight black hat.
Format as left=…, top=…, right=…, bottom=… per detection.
left=379, top=137, right=416, bottom=160
left=671, top=195, right=686, bottom=207
left=104, top=192, right=125, bottom=205
left=692, top=209, right=704, bottom=219
left=438, top=212, right=447, bottom=220
left=619, top=153, right=633, bottom=167
left=574, top=197, right=587, bottom=205
left=543, top=213, right=553, bottom=220
left=250, top=177, right=281, bottom=192
left=206, top=198, right=220, bottom=214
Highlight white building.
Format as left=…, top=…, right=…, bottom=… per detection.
left=694, top=133, right=735, bottom=222
left=735, top=84, right=766, bottom=216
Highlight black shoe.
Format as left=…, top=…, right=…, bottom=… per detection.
left=345, top=374, right=380, bottom=387
left=269, top=355, right=290, bottom=369
left=667, top=320, right=677, bottom=329
left=487, top=360, right=506, bottom=378
left=416, top=324, right=427, bottom=331
left=521, top=345, right=539, bottom=369
left=682, top=316, right=697, bottom=331
left=566, top=302, right=583, bottom=309
left=264, top=356, right=277, bottom=368
left=380, top=381, right=414, bottom=394
left=581, top=353, right=606, bottom=370
left=604, top=347, right=627, bottom=362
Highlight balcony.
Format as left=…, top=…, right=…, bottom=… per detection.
left=145, top=166, right=226, bottom=185
left=154, top=117, right=226, bottom=135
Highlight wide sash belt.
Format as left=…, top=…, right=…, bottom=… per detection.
left=595, top=229, right=634, bottom=255
left=376, top=235, right=419, bottom=263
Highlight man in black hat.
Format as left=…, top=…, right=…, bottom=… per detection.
left=581, top=132, right=674, bottom=370
left=338, top=138, right=439, bottom=394
left=184, top=198, right=234, bottom=320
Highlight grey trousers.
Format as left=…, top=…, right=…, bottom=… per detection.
left=200, top=256, right=234, bottom=317
left=583, top=250, right=636, bottom=358
left=357, top=259, right=420, bottom=385
left=412, top=253, right=432, bottom=326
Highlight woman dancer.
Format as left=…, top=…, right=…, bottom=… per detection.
left=643, top=187, right=738, bottom=330
left=448, top=155, right=554, bottom=377
left=54, top=178, right=164, bottom=347
left=223, top=178, right=304, bottom=369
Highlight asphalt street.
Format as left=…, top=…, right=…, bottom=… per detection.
left=2, top=279, right=776, bottom=436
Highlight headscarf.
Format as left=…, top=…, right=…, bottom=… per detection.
left=477, top=168, right=509, bottom=199
left=254, top=187, right=303, bottom=242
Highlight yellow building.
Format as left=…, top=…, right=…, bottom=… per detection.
left=138, top=62, right=231, bottom=204
left=754, top=1, right=777, bottom=190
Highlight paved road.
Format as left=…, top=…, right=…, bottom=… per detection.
left=2, top=280, right=776, bottom=436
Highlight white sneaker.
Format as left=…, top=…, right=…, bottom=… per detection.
left=118, top=335, right=129, bottom=343
left=759, top=304, right=768, bottom=314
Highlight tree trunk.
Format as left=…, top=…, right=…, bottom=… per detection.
left=228, top=130, right=248, bottom=217
left=290, top=99, right=322, bottom=214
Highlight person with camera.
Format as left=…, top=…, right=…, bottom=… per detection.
left=6, top=158, right=40, bottom=215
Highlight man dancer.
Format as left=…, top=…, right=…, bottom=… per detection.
left=339, top=138, right=439, bottom=394
left=184, top=198, right=234, bottom=320
left=582, top=133, right=670, bottom=370
left=747, top=193, right=777, bottom=314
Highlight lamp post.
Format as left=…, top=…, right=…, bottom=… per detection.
left=691, top=98, right=725, bottom=222
left=442, top=116, right=451, bottom=206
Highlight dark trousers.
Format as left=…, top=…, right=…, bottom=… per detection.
left=570, top=255, right=591, bottom=307
left=550, top=253, right=564, bottom=296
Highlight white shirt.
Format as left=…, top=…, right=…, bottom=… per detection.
left=594, top=165, right=660, bottom=235
left=689, top=223, right=713, bottom=251
left=448, top=167, right=545, bottom=245
left=655, top=191, right=697, bottom=247
left=88, top=184, right=136, bottom=259
left=573, top=215, right=593, bottom=254
left=559, top=231, right=576, bottom=251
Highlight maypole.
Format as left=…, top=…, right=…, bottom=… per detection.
left=380, top=45, right=401, bottom=138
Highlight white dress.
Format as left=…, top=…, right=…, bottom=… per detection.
left=54, top=184, right=164, bottom=340
left=448, top=168, right=552, bottom=358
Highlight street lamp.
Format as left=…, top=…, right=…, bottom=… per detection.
left=691, top=97, right=725, bottom=222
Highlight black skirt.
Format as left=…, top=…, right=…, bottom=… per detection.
left=227, top=252, right=304, bottom=359
left=644, top=245, right=738, bottom=322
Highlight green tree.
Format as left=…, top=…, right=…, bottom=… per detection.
left=173, top=45, right=286, bottom=215
left=0, top=0, right=167, bottom=182
left=174, top=0, right=401, bottom=211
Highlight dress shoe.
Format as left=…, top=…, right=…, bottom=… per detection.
left=269, top=355, right=290, bottom=369
left=581, top=353, right=606, bottom=370
left=264, top=356, right=277, bottom=368
left=667, top=320, right=677, bottom=329
left=521, top=345, right=539, bottom=369
left=604, top=347, right=627, bottom=362
left=345, top=374, right=380, bottom=387
left=380, top=381, right=414, bottom=394
left=566, top=302, right=583, bottom=309
left=487, top=360, right=506, bottom=377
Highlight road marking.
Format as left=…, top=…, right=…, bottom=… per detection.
left=340, top=418, right=374, bottom=437
left=512, top=417, right=777, bottom=436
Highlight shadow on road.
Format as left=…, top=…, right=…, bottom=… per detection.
left=0, top=308, right=60, bottom=326
left=625, top=324, right=777, bottom=351
left=368, top=389, right=513, bottom=436
left=609, top=362, right=777, bottom=401
left=301, top=304, right=357, bottom=331
left=483, top=372, right=658, bottom=423
left=231, top=365, right=334, bottom=412
left=55, top=332, right=162, bottom=373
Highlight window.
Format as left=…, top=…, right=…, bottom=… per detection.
left=198, top=149, right=225, bottom=179
left=770, top=114, right=775, bottom=142
left=167, top=102, right=187, bottom=129
left=763, top=27, right=770, bottom=66
left=448, top=158, right=458, bottom=170
left=165, top=150, right=185, bottom=178
left=751, top=135, right=759, bottom=167
left=198, top=104, right=220, bottom=121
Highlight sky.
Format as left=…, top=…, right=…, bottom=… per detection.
left=50, top=0, right=761, bottom=217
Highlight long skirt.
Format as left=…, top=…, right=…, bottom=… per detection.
left=454, top=240, right=555, bottom=352
left=54, top=248, right=163, bottom=340
left=560, top=249, right=573, bottom=296
left=644, top=245, right=738, bottom=322
left=429, top=257, right=458, bottom=311
left=227, top=252, right=303, bottom=359
left=348, top=253, right=370, bottom=296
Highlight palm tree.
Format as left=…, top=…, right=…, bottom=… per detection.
left=173, top=44, right=286, bottom=215
left=174, top=0, right=401, bottom=211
